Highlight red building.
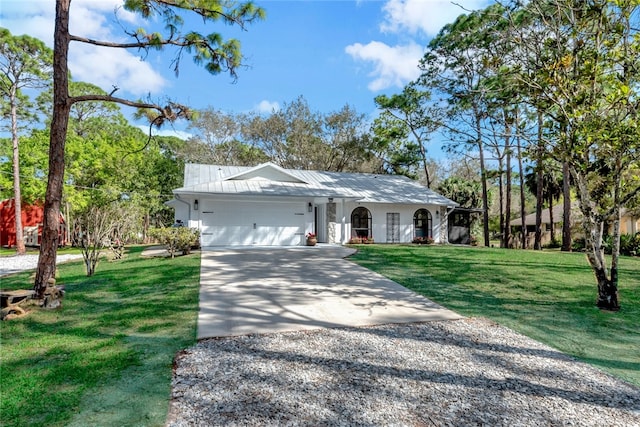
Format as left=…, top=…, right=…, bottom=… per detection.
left=0, top=199, right=68, bottom=248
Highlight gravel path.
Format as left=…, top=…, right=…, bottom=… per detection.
left=168, top=318, right=640, bottom=426
left=0, top=254, right=83, bottom=277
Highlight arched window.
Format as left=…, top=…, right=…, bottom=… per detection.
left=414, top=209, right=433, bottom=238
left=351, top=207, right=372, bottom=238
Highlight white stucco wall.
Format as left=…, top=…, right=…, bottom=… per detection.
left=171, top=195, right=449, bottom=246
left=337, top=202, right=446, bottom=244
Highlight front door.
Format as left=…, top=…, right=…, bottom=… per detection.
left=386, top=212, right=400, bottom=243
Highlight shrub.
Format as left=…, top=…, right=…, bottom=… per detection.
left=581, top=233, right=639, bottom=256
left=150, top=227, right=200, bottom=258
left=620, top=232, right=640, bottom=256
left=349, top=237, right=374, bottom=244
left=412, top=236, right=434, bottom=245
left=572, top=237, right=586, bottom=252
left=543, top=238, right=562, bottom=249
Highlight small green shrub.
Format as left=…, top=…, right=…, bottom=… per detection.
left=572, top=237, right=586, bottom=252
left=620, top=232, right=640, bottom=256
left=150, top=227, right=200, bottom=258
left=600, top=233, right=639, bottom=256
left=543, top=238, right=562, bottom=249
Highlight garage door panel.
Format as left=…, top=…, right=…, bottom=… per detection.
left=255, top=225, right=304, bottom=246
left=200, top=201, right=304, bottom=246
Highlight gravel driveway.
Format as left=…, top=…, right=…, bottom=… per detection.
left=168, top=318, right=639, bottom=426
left=0, top=254, right=83, bottom=277
left=169, top=245, right=640, bottom=427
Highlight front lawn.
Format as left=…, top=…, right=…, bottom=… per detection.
left=349, top=245, right=640, bottom=387
left=0, top=246, right=83, bottom=257
left=0, top=246, right=200, bottom=427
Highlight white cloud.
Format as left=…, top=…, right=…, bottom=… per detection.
left=70, top=44, right=166, bottom=96
left=255, top=100, right=280, bottom=114
left=381, top=0, right=491, bottom=36
left=345, top=41, right=424, bottom=91
left=347, top=0, right=491, bottom=92
left=1, top=1, right=55, bottom=43
left=1, top=0, right=166, bottom=96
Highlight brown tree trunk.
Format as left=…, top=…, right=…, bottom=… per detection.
left=10, top=87, right=26, bottom=255
left=548, top=198, right=555, bottom=243
left=574, top=166, right=621, bottom=311
left=475, top=112, right=490, bottom=247
left=534, top=110, right=543, bottom=250
left=498, top=157, right=505, bottom=248
left=561, top=160, right=572, bottom=251
left=35, top=0, right=72, bottom=298
left=143, top=213, right=150, bottom=243
left=418, top=140, right=431, bottom=188
left=594, top=266, right=620, bottom=311
left=516, top=115, right=527, bottom=249
left=599, top=172, right=622, bottom=311
left=504, top=119, right=512, bottom=249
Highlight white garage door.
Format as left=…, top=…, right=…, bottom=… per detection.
left=200, top=200, right=306, bottom=246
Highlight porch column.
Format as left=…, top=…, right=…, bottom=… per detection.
left=440, top=206, right=448, bottom=243
left=326, top=202, right=336, bottom=244
left=340, top=199, right=346, bottom=244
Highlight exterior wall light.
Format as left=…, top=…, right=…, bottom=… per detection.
left=194, top=199, right=199, bottom=210
left=308, top=202, right=313, bottom=213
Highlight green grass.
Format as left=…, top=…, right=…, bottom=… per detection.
left=0, top=246, right=200, bottom=427
left=349, top=244, right=640, bottom=387
left=0, top=246, right=83, bottom=257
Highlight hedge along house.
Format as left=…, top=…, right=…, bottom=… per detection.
left=168, top=163, right=459, bottom=247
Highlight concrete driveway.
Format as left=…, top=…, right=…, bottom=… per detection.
left=197, top=246, right=462, bottom=339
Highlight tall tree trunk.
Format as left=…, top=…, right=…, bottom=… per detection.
left=516, top=112, right=527, bottom=249
left=476, top=111, right=490, bottom=247
left=10, top=87, right=26, bottom=255
left=418, top=140, right=431, bottom=188
left=548, top=197, right=555, bottom=243
left=603, top=157, right=623, bottom=310
left=573, top=167, right=620, bottom=311
left=504, top=118, right=512, bottom=249
left=65, top=201, right=71, bottom=246
left=498, top=157, right=505, bottom=248
left=35, top=0, right=72, bottom=298
left=604, top=204, right=621, bottom=310
left=561, top=160, right=572, bottom=251
left=143, top=213, right=150, bottom=243
left=534, top=110, right=544, bottom=250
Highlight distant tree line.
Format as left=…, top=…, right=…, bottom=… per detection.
left=383, top=0, right=640, bottom=310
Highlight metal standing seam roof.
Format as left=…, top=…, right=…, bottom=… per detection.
left=174, top=163, right=459, bottom=206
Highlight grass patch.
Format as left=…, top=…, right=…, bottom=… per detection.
left=0, top=246, right=200, bottom=427
left=349, top=244, right=640, bottom=387
left=0, top=246, right=83, bottom=257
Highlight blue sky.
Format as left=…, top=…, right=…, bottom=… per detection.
left=2, top=0, right=491, bottom=142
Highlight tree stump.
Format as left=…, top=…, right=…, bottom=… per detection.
left=41, top=278, right=65, bottom=309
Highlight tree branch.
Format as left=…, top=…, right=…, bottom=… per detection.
left=69, top=94, right=190, bottom=122
left=69, top=34, right=186, bottom=49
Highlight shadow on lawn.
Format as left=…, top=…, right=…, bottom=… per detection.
left=0, top=249, right=200, bottom=427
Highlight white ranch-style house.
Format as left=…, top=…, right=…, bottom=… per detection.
left=168, top=163, right=458, bottom=247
